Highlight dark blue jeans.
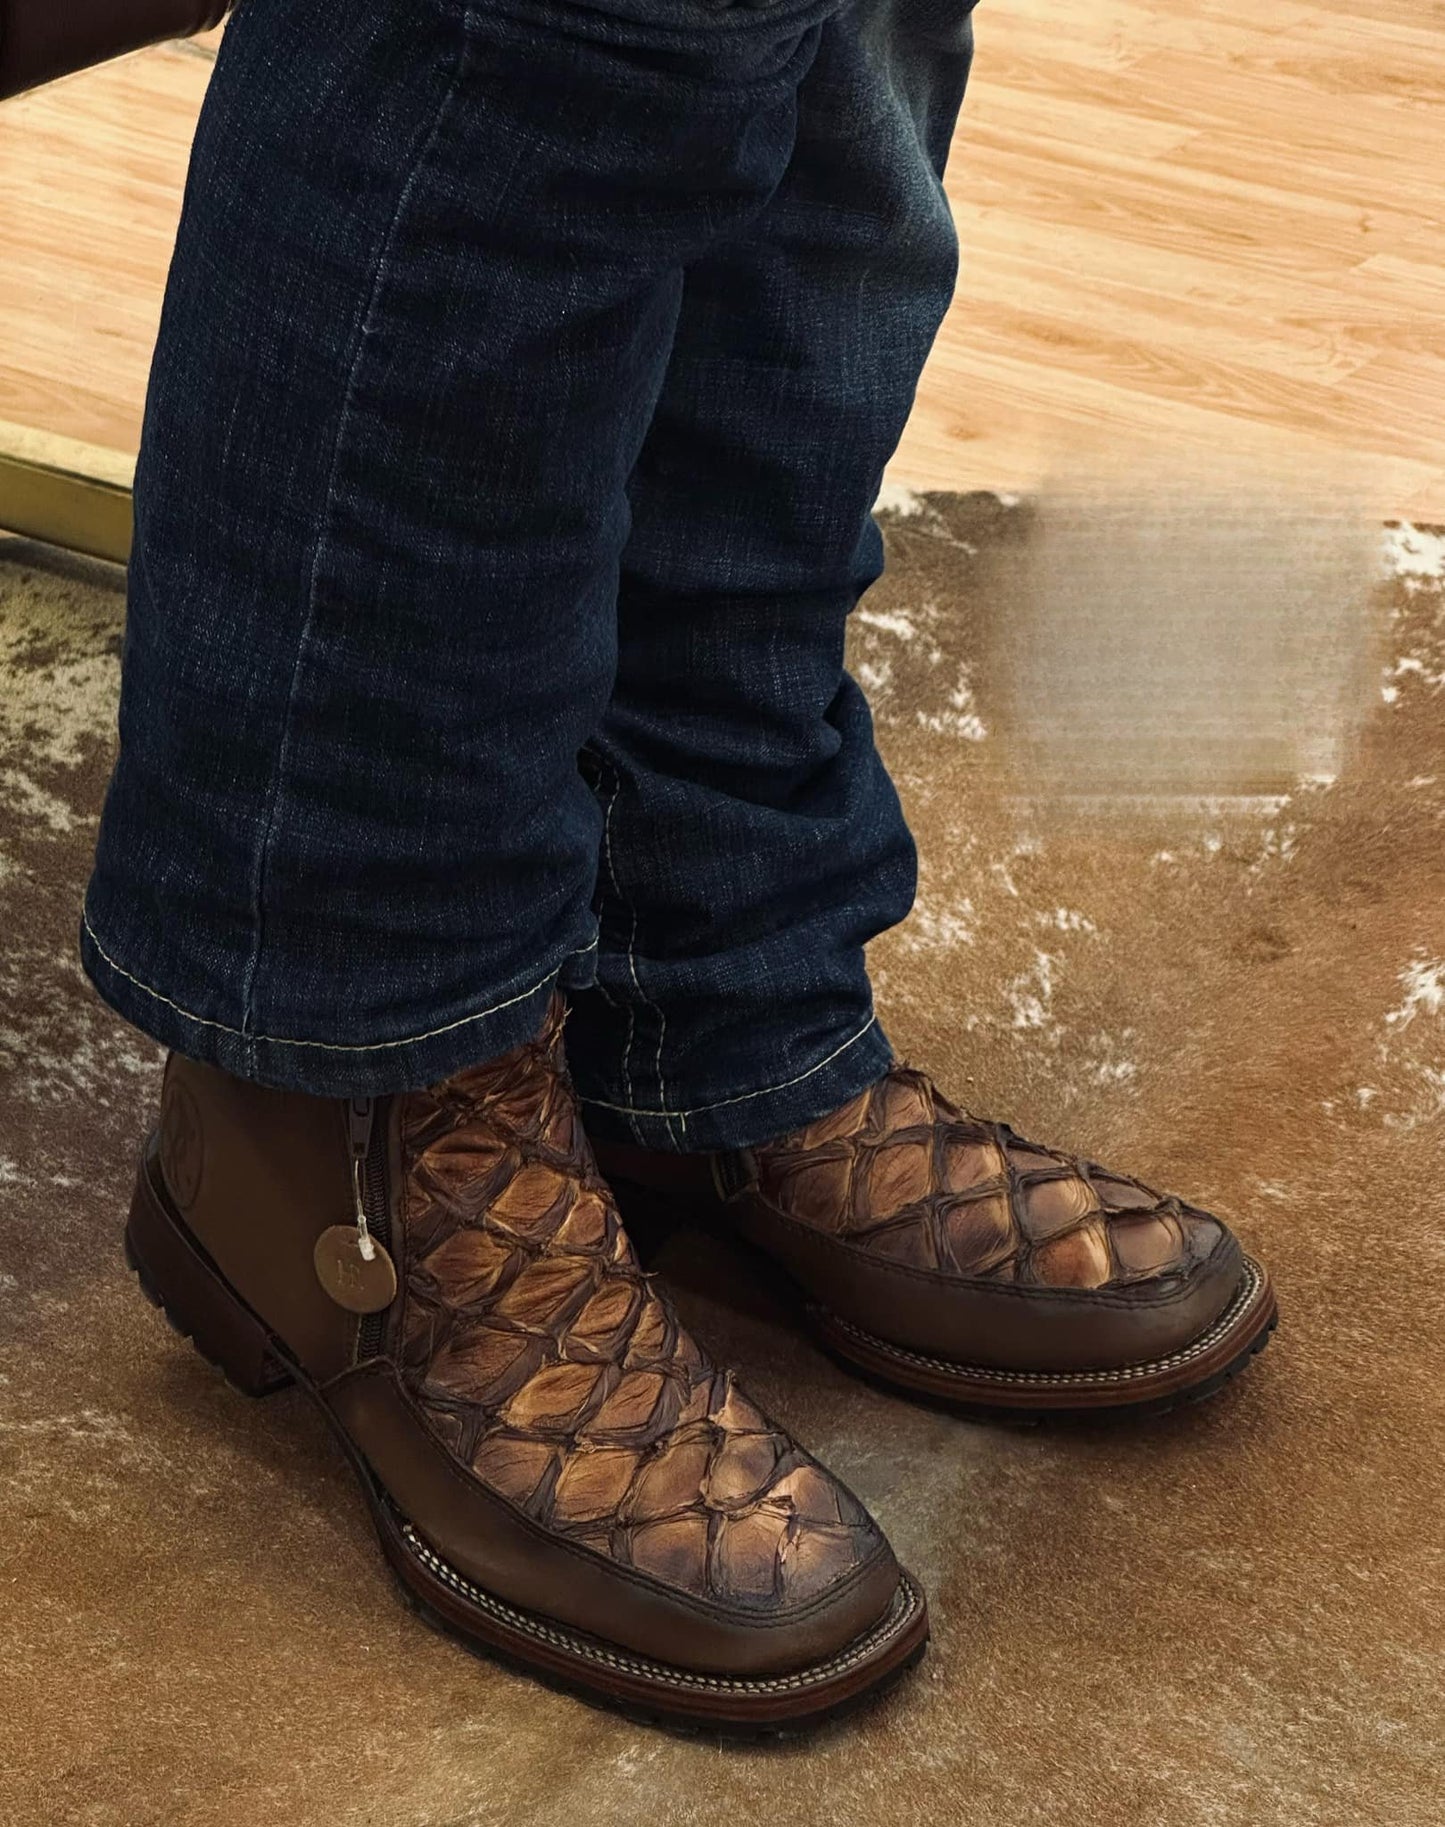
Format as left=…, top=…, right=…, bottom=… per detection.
left=80, top=0, right=975, bottom=1150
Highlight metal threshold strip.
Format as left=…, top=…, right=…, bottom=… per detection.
left=0, top=417, right=134, bottom=564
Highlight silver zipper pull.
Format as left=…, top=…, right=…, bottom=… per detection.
left=348, top=1096, right=377, bottom=1262
left=314, top=1095, right=397, bottom=1315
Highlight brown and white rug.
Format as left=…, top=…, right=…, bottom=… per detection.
left=1, top=497, right=1441, bottom=1826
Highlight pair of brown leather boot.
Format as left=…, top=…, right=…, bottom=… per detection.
left=126, top=993, right=1275, bottom=1732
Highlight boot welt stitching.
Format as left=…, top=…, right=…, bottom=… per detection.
left=821, top=1257, right=1270, bottom=1388
left=398, top=1521, right=923, bottom=1694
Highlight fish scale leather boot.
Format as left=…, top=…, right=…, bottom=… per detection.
left=594, top=1058, right=1278, bottom=1420
left=123, top=994, right=927, bottom=1731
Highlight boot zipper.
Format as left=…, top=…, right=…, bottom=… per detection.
left=349, top=1095, right=394, bottom=1359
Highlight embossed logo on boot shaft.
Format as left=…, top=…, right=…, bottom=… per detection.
left=160, top=1079, right=204, bottom=1211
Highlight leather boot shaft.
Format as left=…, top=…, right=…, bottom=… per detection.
left=131, top=995, right=919, bottom=1708
left=157, top=1052, right=368, bottom=1382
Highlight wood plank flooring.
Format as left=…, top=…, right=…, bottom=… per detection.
left=1, top=4, right=1440, bottom=516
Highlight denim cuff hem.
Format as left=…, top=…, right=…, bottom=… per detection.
left=78, top=908, right=597, bottom=1097
left=572, top=1013, right=897, bottom=1155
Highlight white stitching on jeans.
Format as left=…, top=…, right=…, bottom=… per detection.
left=237, top=32, right=476, bottom=1053
left=597, top=765, right=640, bottom=1140
left=577, top=1010, right=879, bottom=1121
left=595, top=756, right=681, bottom=1147
left=81, top=904, right=595, bottom=1053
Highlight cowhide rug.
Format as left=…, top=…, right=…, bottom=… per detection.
left=1, top=497, right=1441, bottom=1826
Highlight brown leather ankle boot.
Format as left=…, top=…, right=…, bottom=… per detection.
left=594, top=1061, right=1277, bottom=1421
left=123, top=995, right=926, bottom=1731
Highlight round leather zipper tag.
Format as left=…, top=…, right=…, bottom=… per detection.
left=313, top=1226, right=397, bottom=1314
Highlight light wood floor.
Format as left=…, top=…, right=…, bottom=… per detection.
left=2, top=1, right=1441, bottom=518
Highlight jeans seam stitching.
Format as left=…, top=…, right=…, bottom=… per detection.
left=81, top=904, right=594, bottom=1052
left=596, top=762, right=642, bottom=1145
left=595, top=757, right=684, bottom=1147
left=236, top=18, right=476, bottom=1057
left=576, top=1010, right=879, bottom=1121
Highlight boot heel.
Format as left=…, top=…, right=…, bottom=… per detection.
left=124, top=1156, right=294, bottom=1398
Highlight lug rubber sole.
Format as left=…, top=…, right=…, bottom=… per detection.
left=122, top=1149, right=929, bottom=1736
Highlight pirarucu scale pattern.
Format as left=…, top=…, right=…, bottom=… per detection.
left=754, top=1064, right=1227, bottom=1290
left=398, top=998, right=879, bottom=1611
